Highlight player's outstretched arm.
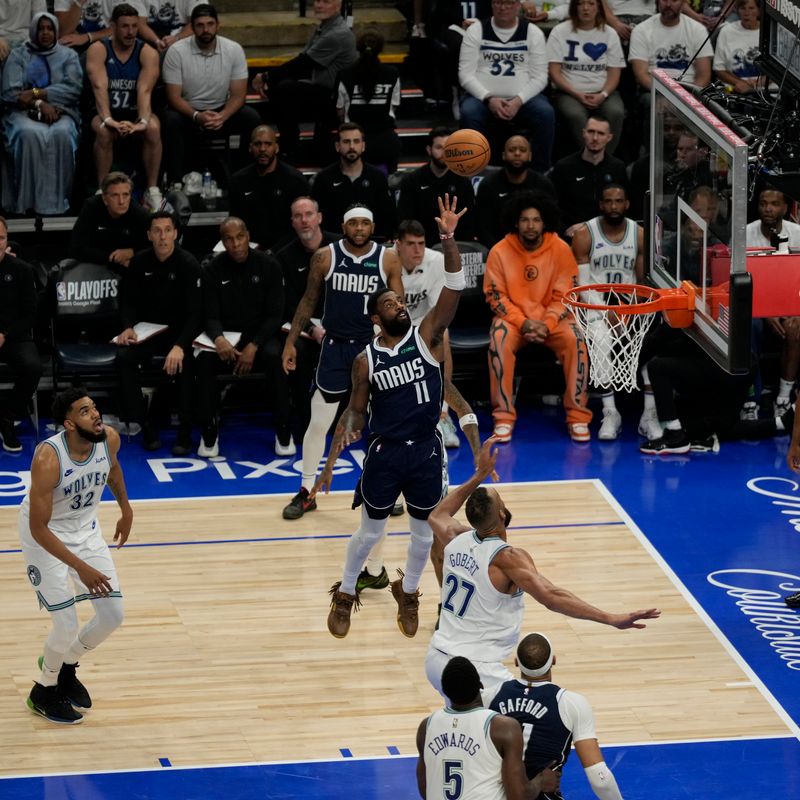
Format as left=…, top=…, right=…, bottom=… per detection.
left=105, top=427, right=133, bottom=548
left=496, top=547, right=660, bottom=629
left=312, top=353, right=369, bottom=496
left=28, top=444, right=114, bottom=596
left=428, top=436, right=499, bottom=545
left=444, top=379, right=498, bottom=481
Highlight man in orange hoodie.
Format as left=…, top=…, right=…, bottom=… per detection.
left=484, top=191, right=592, bottom=442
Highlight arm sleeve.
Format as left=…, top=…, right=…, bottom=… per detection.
left=626, top=24, right=650, bottom=66
left=484, top=248, right=528, bottom=330
left=161, top=46, right=183, bottom=85
left=558, top=690, right=597, bottom=742
left=229, top=42, right=249, bottom=81
left=44, top=49, right=83, bottom=109
left=251, top=256, right=285, bottom=347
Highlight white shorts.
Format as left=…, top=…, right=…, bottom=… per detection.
left=18, top=516, right=121, bottom=612
left=425, top=644, right=515, bottom=705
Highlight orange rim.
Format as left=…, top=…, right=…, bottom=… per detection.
left=563, top=281, right=696, bottom=316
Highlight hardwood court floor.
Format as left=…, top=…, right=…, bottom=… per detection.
left=0, top=481, right=790, bottom=777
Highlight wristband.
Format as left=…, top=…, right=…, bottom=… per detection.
left=35, top=99, right=43, bottom=110
left=600, top=90, right=609, bottom=99
left=439, top=232, right=455, bottom=240
left=87, top=32, right=93, bottom=44
left=138, top=117, right=149, bottom=126
left=101, top=116, right=111, bottom=127
left=192, top=110, right=199, bottom=122
left=443, top=269, right=466, bottom=291
left=459, top=413, right=478, bottom=430
left=32, top=87, right=40, bottom=99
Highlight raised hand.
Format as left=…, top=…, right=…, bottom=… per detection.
left=435, top=193, right=467, bottom=237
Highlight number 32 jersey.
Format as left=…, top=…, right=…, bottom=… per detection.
left=430, top=530, right=524, bottom=664
left=19, top=432, right=110, bottom=545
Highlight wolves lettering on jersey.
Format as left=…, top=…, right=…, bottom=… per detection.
left=366, top=326, right=443, bottom=440
left=322, top=240, right=387, bottom=340
left=104, top=38, right=144, bottom=113
left=586, top=217, right=638, bottom=285
left=479, top=18, right=531, bottom=73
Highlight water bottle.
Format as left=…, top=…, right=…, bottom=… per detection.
left=202, top=168, right=212, bottom=199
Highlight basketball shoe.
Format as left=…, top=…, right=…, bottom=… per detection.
left=27, top=683, right=83, bottom=724
left=598, top=409, right=622, bottom=440
left=786, top=591, right=800, bottom=609
left=640, top=428, right=691, bottom=454
left=390, top=570, right=421, bottom=638
left=638, top=408, right=662, bottom=440
left=356, top=566, right=390, bottom=591
left=327, top=582, right=360, bottom=638
left=391, top=500, right=404, bottom=516
left=282, top=487, right=317, bottom=520
left=38, top=656, right=92, bottom=708
left=198, top=423, right=219, bottom=458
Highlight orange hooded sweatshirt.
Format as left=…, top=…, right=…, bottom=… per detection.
left=483, top=231, right=578, bottom=333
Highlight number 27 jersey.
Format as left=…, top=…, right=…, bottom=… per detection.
left=430, top=530, right=524, bottom=663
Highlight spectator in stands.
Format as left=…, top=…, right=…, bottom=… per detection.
left=273, top=197, right=337, bottom=452
left=69, top=171, right=151, bottom=270
left=545, top=0, right=626, bottom=154
left=458, top=0, right=554, bottom=173
left=397, top=127, right=477, bottom=247
left=336, top=30, right=401, bottom=173
left=629, top=0, right=713, bottom=131
left=484, top=191, right=592, bottom=442
left=0, top=1, right=46, bottom=62
left=253, top=0, right=356, bottom=165
left=86, top=4, right=162, bottom=206
left=522, top=0, right=570, bottom=24
left=476, top=134, right=556, bottom=248
left=600, top=0, right=654, bottom=43
left=228, top=124, right=309, bottom=252
left=196, top=217, right=285, bottom=458
left=161, top=3, right=259, bottom=184
left=747, top=188, right=800, bottom=416
left=147, top=0, right=203, bottom=51
left=549, top=114, right=628, bottom=238
left=0, top=216, right=41, bottom=454
left=311, top=122, right=397, bottom=242
left=55, top=0, right=162, bottom=51
left=713, top=0, right=762, bottom=94
left=114, top=211, right=201, bottom=454
left=0, top=13, right=82, bottom=216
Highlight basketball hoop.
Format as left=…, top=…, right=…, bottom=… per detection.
left=563, top=282, right=695, bottom=392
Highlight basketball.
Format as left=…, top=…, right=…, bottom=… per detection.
left=443, top=129, right=491, bottom=177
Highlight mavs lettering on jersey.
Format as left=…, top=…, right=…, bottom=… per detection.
left=366, top=326, right=443, bottom=440
left=104, top=38, right=144, bottom=114
left=323, top=240, right=388, bottom=341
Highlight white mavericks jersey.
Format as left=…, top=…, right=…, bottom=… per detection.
left=430, top=530, right=524, bottom=662
left=424, top=707, right=505, bottom=800
left=396, top=247, right=446, bottom=325
left=586, top=216, right=638, bottom=285
left=19, top=432, right=111, bottom=545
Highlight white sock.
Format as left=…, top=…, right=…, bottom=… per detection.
left=39, top=648, right=62, bottom=687
left=601, top=393, right=616, bottom=411
left=643, top=391, right=656, bottom=411
left=665, top=419, right=682, bottom=431
left=403, top=517, right=434, bottom=591
left=364, top=531, right=388, bottom=575
left=776, top=416, right=786, bottom=431
left=778, top=378, right=794, bottom=400
left=301, top=391, right=339, bottom=491
left=340, top=508, right=388, bottom=595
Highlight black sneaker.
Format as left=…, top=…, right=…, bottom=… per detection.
left=786, top=591, right=800, bottom=609
left=390, top=501, right=405, bottom=516
left=37, top=656, right=92, bottom=708
left=171, top=424, right=193, bottom=456
left=198, top=423, right=219, bottom=458
left=27, top=682, right=83, bottom=724
left=689, top=434, right=720, bottom=453
left=640, top=428, right=691, bottom=455
left=356, top=566, right=390, bottom=591
left=282, top=487, right=317, bottom=520
left=0, top=418, right=22, bottom=453
left=142, top=425, right=161, bottom=451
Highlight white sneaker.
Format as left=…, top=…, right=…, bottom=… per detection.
left=143, top=186, right=163, bottom=212
left=275, top=434, right=296, bottom=457
left=638, top=407, right=662, bottom=440
left=198, top=425, right=219, bottom=458
left=740, top=401, right=758, bottom=421
left=775, top=396, right=792, bottom=417
left=411, top=22, right=426, bottom=37
left=598, top=408, right=622, bottom=440
left=437, top=416, right=460, bottom=449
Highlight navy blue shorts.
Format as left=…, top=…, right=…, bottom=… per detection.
left=354, top=432, right=447, bottom=520
left=315, top=338, right=367, bottom=399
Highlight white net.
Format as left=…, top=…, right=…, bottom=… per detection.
left=565, top=285, right=660, bottom=393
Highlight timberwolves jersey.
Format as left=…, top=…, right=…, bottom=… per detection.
left=430, top=531, right=524, bottom=663
left=365, top=326, right=443, bottom=440
left=585, top=217, right=638, bottom=285
left=424, top=707, right=505, bottom=800
left=323, top=240, right=388, bottom=341
left=104, top=37, right=144, bottom=115
left=19, top=432, right=110, bottom=545
left=488, top=681, right=573, bottom=790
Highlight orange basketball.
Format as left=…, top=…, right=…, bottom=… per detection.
left=443, top=129, right=491, bottom=177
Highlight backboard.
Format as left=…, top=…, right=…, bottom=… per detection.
left=646, top=70, right=753, bottom=374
